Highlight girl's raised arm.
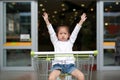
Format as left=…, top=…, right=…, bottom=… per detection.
left=42, top=12, right=51, bottom=26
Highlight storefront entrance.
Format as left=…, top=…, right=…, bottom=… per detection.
left=0, top=0, right=120, bottom=71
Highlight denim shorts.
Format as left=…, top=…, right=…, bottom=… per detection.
left=50, top=64, right=76, bottom=74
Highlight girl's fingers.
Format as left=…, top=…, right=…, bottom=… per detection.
left=81, top=13, right=87, bottom=21
left=42, top=12, right=47, bottom=16
left=82, top=13, right=86, bottom=18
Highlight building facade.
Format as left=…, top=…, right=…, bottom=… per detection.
left=0, top=0, right=120, bottom=71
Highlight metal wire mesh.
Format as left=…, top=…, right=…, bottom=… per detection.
left=32, top=54, right=94, bottom=80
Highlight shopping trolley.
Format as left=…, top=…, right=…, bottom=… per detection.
left=31, top=51, right=98, bottom=80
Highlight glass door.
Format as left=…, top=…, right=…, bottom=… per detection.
left=98, top=1, right=120, bottom=70
left=1, top=1, right=37, bottom=70
left=103, top=1, right=120, bottom=67
left=38, top=0, right=97, bottom=51
left=38, top=0, right=97, bottom=71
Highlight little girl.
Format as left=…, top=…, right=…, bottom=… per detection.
left=42, top=12, right=87, bottom=80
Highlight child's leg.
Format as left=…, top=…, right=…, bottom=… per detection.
left=48, top=70, right=61, bottom=80
left=71, top=69, right=85, bottom=80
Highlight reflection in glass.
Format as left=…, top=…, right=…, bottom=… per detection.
left=104, top=2, right=120, bottom=41
left=5, top=2, right=31, bottom=42
left=104, top=49, right=120, bottom=66
left=114, top=37, right=120, bottom=65
left=4, top=49, right=31, bottom=67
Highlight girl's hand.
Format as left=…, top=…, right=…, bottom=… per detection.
left=81, top=13, right=87, bottom=22
left=42, top=12, right=50, bottom=26
left=42, top=12, right=49, bottom=21
left=78, top=13, right=87, bottom=26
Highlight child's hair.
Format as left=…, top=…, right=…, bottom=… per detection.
left=56, top=25, right=70, bottom=34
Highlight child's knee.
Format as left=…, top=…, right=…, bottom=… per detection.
left=78, top=72, right=85, bottom=80
left=48, top=74, right=59, bottom=80
left=48, top=76, right=56, bottom=80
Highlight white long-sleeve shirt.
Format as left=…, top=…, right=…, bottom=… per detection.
left=47, top=24, right=82, bottom=65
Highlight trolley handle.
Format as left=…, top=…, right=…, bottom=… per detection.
left=31, top=50, right=98, bottom=57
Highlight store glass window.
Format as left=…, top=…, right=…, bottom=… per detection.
left=104, top=49, right=116, bottom=66
left=3, top=49, right=31, bottom=67
left=104, top=2, right=120, bottom=42
left=4, top=2, right=31, bottom=42
left=38, top=0, right=96, bottom=51
left=103, top=2, right=120, bottom=66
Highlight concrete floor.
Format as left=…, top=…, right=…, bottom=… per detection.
left=0, top=70, right=120, bottom=80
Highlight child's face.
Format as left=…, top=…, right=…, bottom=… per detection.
left=57, top=26, right=70, bottom=41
